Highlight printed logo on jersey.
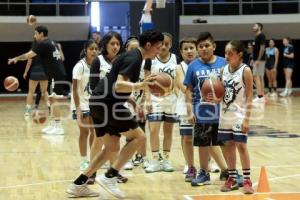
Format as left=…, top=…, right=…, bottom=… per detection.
left=223, top=78, right=242, bottom=113
left=159, top=65, right=175, bottom=79
left=53, top=48, right=62, bottom=60
left=84, top=83, right=92, bottom=96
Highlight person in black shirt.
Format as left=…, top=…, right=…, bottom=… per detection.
left=8, top=25, right=66, bottom=135
left=66, top=29, right=164, bottom=198
left=251, top=23, right=266, bottom=103
left=23, top=39, right=49, bottom=117
left=280, top=37, right=295, bottom=97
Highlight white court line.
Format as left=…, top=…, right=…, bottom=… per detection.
left=184, top=174, right=300, bottom=200
left=1, top=168, right=300, bottom=190
left=185, top=191, right=300, bottom=197
left=184, top=191, right=300, bottom=198
left=0, top=179, right=72, bottom=189
left=252, top=164, right=300, bottom=169
left=253, top=173, right=300, bottom=187
left=183, top=195, right=193, bottom=200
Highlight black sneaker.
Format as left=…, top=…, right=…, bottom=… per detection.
left=219, top=169, right=229, bottom=181
left=117, top=174, right=128, bottom=183
left=133, top=154, right=143, bottom=166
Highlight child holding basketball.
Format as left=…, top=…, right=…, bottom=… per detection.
left=218, top=40, right=254, bottom=194
left=145, top=32, right=181, bottom=173
left=184, top=32, right=229, bottom=186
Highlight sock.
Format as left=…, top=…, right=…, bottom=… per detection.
left=105, top=167, right=119, bottom=178
left=258, top=95, right=263, bottom=98
left=243, top=168, right=251, bottom=180
left=26, top=104, right=31, bottom=109
left=81, top=156, right=87, bottom=162
left=228, top=169, right=237, bottom=181
left=73, top=174, right=89, bottom=185
left=152, top=151, right=160, bottom=160
left=163, top=150, right=170, bottom=160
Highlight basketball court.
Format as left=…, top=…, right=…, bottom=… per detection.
left=0, top=94, right=299, bottom=199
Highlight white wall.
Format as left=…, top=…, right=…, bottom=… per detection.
left=0, top=16, right=90, bottom=42
left=180, top=14, right=300, bottom=40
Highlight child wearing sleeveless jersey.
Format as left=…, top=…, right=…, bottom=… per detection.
left=218, top=40, right=254, bottom=194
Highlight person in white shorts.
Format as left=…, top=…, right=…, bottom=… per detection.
left=175, top=37, right=198, bottom=181
left=145, top=32, right=181, bottom=173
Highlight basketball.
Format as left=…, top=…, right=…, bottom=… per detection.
left=4, top=76, right=19, bottom=92
left=32, top=110, right=47, bottom=124
left=27, top=15, right=37, bottom=26
left=201, top=77, right=225, bottom=102
left=148, top=72, right=173, bottom=97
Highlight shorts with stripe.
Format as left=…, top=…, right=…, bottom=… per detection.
left=72, top=110, right=90, bottom=120
left=179, top=115, right=193, bottom=136
left=218, top=123, right=248, bottom=143
left=147, top=93, right=178, bottom=123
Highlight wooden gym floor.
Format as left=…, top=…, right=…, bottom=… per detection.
left=0, top=95, right=300, bottom=200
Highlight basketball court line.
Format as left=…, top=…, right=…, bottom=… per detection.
left=184, top=192, right=300, bottom=200
left=1, top=171, right=300, bottom=190
left=184, top=174, right=300, bottom=200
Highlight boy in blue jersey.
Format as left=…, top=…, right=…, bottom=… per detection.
left=184, top=32, right=228, bottom=186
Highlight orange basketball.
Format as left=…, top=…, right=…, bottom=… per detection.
left=27, top=15, right=37, bottom=26
left=32, top=110, right=47, bottom=124
left=4, top=76, right=19, bottom=92
left=201, top=78, right=225, bottom=101
left=148, top=73, right=173, bottom=97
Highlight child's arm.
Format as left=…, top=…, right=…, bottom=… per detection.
left=243, top=67, right=253, bottom=133
left=185, top=86, right=195, bottom=124
left=23, top=59, right=32, bottom=79
left=175, top=64, right=186, bottom=93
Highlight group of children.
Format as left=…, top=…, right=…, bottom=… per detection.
left=67, top=29, right=255, bottom=198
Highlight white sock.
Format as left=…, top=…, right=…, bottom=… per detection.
left=81, top=156, right=88, bottom=162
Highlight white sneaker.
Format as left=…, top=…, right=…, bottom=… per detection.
left=42, top=121, right=54, bottom=133
left=161, top=159, right=174, bottom=172
left=142, top=158, right=150, bottom=169
left=96, top=174, right=126, bottom=199
left=279, top=89, right=288, bottom=97
left=123, top=160, right=133, bottom=170
left=66, top=183, right=99, bottom=197
left=253, top=96, right=265, bottom=104
left=145, top=160, right=161, bottom=173
left=183, top=165, right=188, bottom=174
left=45, top=123, right=64, bottom=135
left=208, top=160, right=220, bottom=173
left=80, top=160, right=89, bottom=172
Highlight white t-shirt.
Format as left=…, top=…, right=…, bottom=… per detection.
left=71, top=59, right=91, bottom=111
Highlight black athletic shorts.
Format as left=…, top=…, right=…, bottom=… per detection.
left=90, top=99, right=139, bottom=137
left=193, top=123, right=224, bottom=147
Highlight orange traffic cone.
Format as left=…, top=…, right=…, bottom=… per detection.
left=257, top=166, right=271, bottom=192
